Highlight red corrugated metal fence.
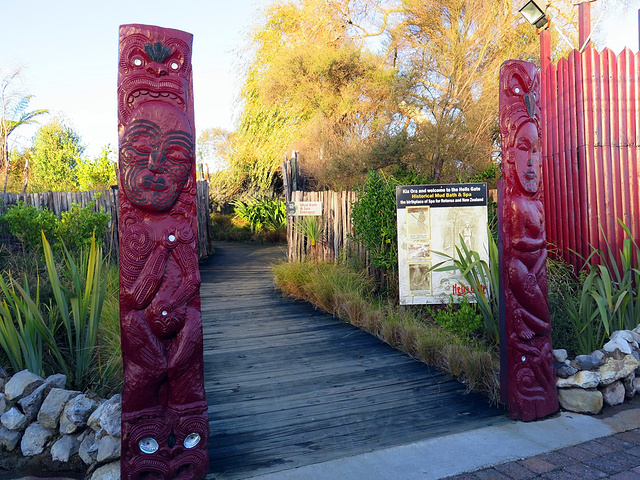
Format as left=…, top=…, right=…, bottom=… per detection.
left=541, top=45, right=640, bottom=271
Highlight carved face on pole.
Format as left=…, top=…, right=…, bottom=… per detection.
left=120, top=101, right=193, bottom=212
left=509, top=120, right=541, bottom=194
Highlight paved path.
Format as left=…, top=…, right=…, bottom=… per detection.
left=449, top=428, right=640, bottom=480
left=200, top=242, right=507, bottom=479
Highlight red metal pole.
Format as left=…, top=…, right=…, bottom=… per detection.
left=579, top=1, right=591, bottom=51
left=540, top=29, right=551, bottom=75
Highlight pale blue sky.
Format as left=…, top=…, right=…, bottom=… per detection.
left=1, top=0, right=638, bottom=159
left=2, top=0, right=269, bottom=157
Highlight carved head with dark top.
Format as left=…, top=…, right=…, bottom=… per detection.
left=118, top=24, right=192, bottom=126
left=499, top=60, right=542, bottom=196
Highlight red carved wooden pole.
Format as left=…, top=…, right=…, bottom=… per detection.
left=499, top=60, right=558, bottom=421
left=118, top=24, right=209, bottom=479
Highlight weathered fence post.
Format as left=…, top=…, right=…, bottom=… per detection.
left=499, top=60, right=558, bottom=421
left=118, top=24, right=209, bottom=479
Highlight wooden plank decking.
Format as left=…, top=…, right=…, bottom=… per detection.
left=201, top=242, right=508, bottom=480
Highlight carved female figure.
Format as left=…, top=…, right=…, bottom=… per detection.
left=500, top=60, right=558, bottom=421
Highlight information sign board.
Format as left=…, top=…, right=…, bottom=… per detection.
left=396, top=183, right=490, bottom=305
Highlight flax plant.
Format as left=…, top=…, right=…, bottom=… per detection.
left=42, top=232, right=108, bottom=390
left=293, top=216, right=325, bottom=260
left=566, top=220, right=640, bottom=354
left=432, top=230, right=500, bottom=344
left=0, top=274, right=68, bottom=377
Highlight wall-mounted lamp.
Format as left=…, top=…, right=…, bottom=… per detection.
left=519, top=0, right=549, bottom=29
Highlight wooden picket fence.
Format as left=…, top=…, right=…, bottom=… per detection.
left=287, top=190, right=366, bottom=262
left=0, top=181, right=211, bottom=259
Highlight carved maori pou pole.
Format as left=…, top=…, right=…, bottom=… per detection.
left=118, top=24, right=209, bottom=479
left=499, top=60, right=558, bottom=421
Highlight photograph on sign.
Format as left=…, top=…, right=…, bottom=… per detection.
left=396, top=183, right=489, bottom=305
left=406, top=206, right=431, bottom=240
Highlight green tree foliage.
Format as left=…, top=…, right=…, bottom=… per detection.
left=228, top=0, right=545, bottom=193
left=75, top=146, right=117, bottom=191
left=198, top=127, right=231, bottom=172
left=385, top=0, right=540, bottom=181
left=29, top=118, right=84, bottom=192
left=229, top=0, right=396, bottom=196
left=2, top=198, right=110, bottom=254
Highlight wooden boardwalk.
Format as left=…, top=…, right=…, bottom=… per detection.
left=201, top=242, right=508, bottom=480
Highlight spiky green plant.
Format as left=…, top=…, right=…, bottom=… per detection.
left=0, top=273, right=68, bottom=378
left=432, top=230, right=500, bottom=344
left=293, top=216, right=325, bottom=260
left=43, top=231, right=108, bottom=390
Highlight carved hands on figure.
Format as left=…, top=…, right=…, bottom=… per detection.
left=121, top=216, right=198, bottom=311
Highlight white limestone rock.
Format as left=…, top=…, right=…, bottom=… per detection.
left=4, top=370, right=43, bottom=401
left=51, top=434, right=81, bottom=462
left=90, top=460, right=120, bottom=480
left=18, top=373, right=66, bottom=422
left=558, top=388, right=603, bottom=414
left=96, top=434, right=121, bottom=463
left=556, top=370, right=600, bottom=389
left=603, top=335, right=634, bottom=355
left=79, top=430, right=98, bottom=465
left=21, top=422, right=55, bottom=456
left=596, top=355, right=640, bottom=386
left=38, top=388, right=80, bottom=429
left=1, top=407, right=28, bottom=431
left=601, top=380, right=626, bottom=407
left=60, top=393, right=99, bottom=434
left=553, top=349, right=568, bottom=363
left=88, top=394, right=121, bottom=437
left=0, top=425, right=22, bottom=451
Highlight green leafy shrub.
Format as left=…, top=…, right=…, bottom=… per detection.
left=2, top=202, right=57, bottom=253
left=55, top=197, right=110, bottom=252
left=432, top=299, right=484, bottom=338
left=1, top=196, right=110, bottom=254
left=232, top=197, right=286, bottom=233
left=350, top=170, right=399, bottom=270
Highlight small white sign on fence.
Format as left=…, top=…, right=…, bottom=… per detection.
left=287, top=201, right=323, bottom=216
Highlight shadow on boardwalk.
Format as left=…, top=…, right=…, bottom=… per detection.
left=201, top=242, right=508, bottom=480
